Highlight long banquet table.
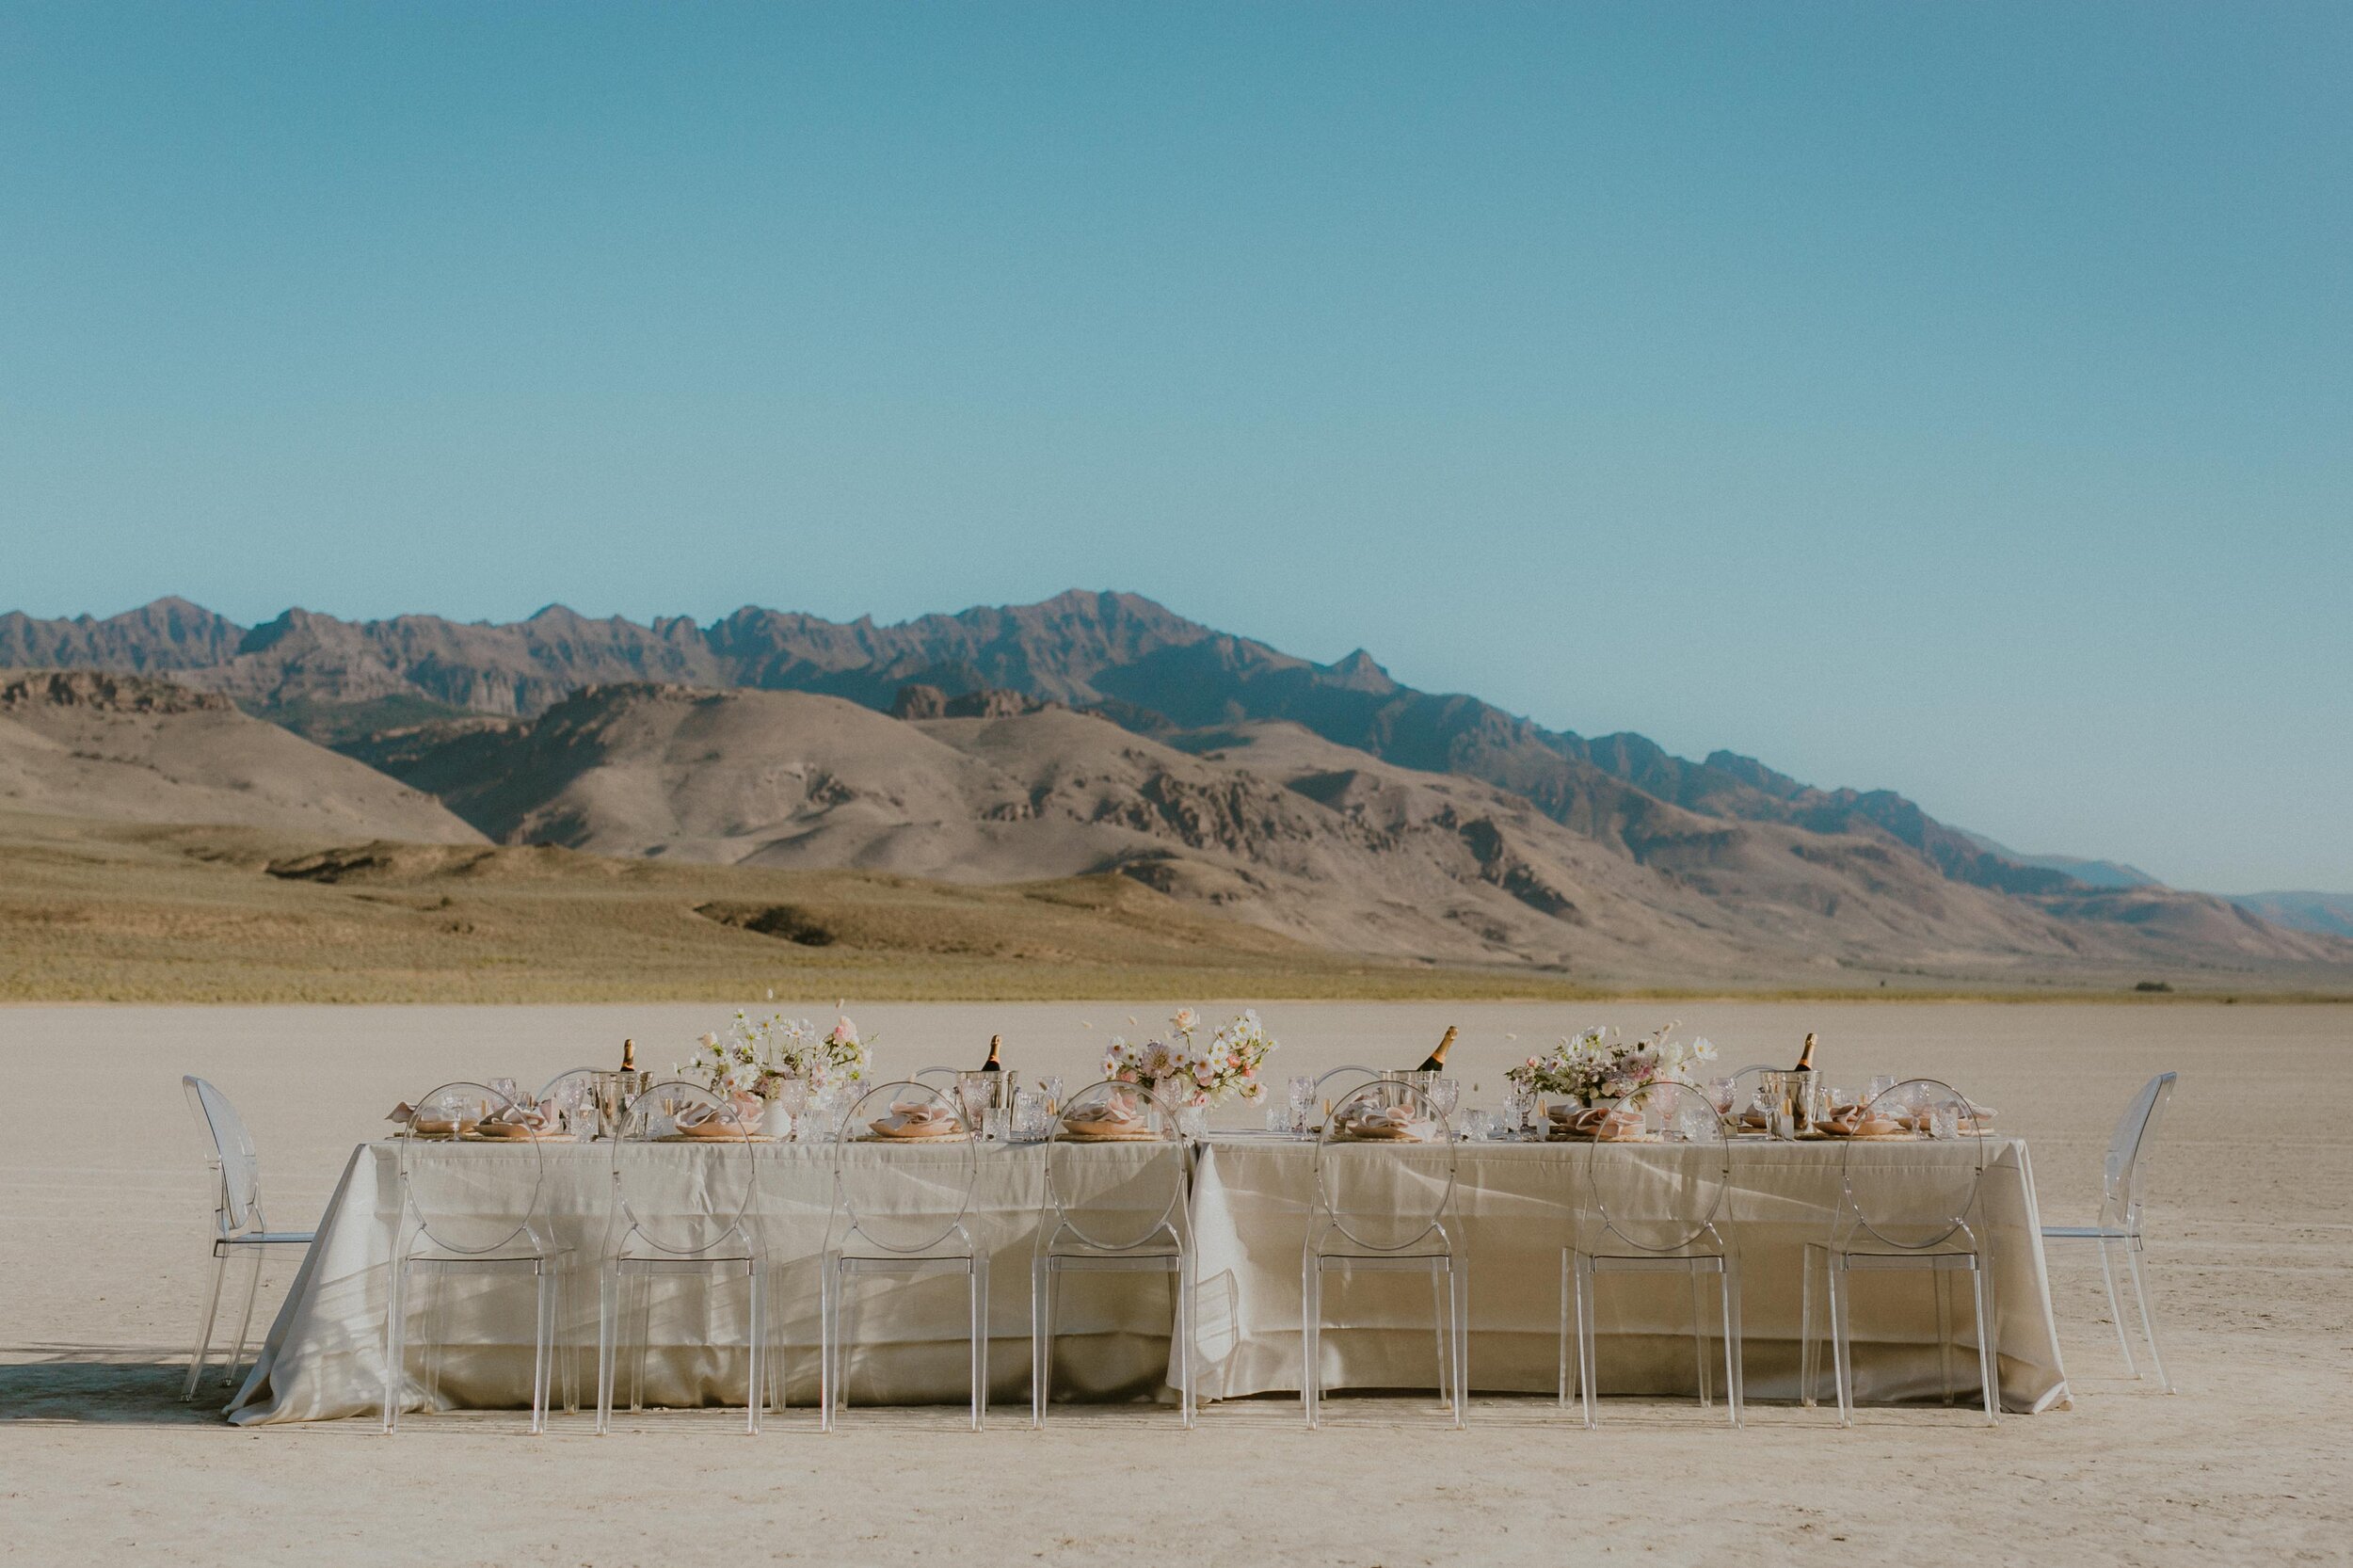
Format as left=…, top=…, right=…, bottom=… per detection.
left=228, top=1133, right=2070, bottom=1423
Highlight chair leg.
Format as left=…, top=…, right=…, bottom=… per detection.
left=1574, top=1255, right=1597, bottom=1430
left=1301, top=1257, right=1321, bottom=1428
left=596, top=1268, right=616, bottom=1434
left=2125, top=1242, right=2172, bottom=1394
left=629, top=1270, right=652, bottom=1414
left=744, top=1267, right=761, bottom=1436
left=1449, top=1259, right=1467, bottom=1430
left=531, top=1266, right=553, bottom=1436
left=1935, top=1267, right=1957, bottom=1406
left=184, top=1250, right=228, bottom=1402
left=382, top=1258, right=408, bottom=1435
left=1721, top=1254, right=1744, bottom=1430
left=225, top=1248, right=265, bottom=1389
left=1557, top=1249, right=1572, bottom=1411
left=1973, top=1263, right=2000, bottom=1426
left=970, top=1254, right=989, bottom=1432
left=1691, top=1269, right=1711, bottom=1409
left=422, top=1267, right=447, bottom=1413
left=1440, top=1261, right=1459, bottom=1431
left=818, top=1262, right=836, bottom=1432
left=1430, top=1270, right=1450, bottom=1405
left=2094, top=1238, right=2137, bottom=1377
left=1176, top=1254, right=1196, bottom=1431
left=1031, top=1257, right=1048, bottom=1430
left=1827, top=1257, right=1853, bottom=1428
left=1799, top=1243, right=1818, bottom=1408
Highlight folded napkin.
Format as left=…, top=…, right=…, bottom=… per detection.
left=871, top=1101, right=964, bottom=1137
left=1819, top=1108, right=1906, bottom=1138
left=1341, top=1105, right=1433, bottom=1140
left=674, top=1095, right=764, bottom=1135
left=481, top=1099, right=560, bottom=1131
left=1559, top=1105, right=1644, bottom=1140
left=1064, top=1099, right=1147, bottom=1129
left=390, top=1101, right=478, bottom=1136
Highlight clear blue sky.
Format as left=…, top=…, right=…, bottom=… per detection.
left=2, top=3, right=2346, bottom=893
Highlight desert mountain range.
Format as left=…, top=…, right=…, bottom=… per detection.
left=4, top=591, right=2345, bottom=985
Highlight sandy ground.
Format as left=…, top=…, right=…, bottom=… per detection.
left=1, top=999, right=2347, bottom=1567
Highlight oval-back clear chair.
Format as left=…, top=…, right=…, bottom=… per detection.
left=536, top=1067, right=608, bottom=1140
left=1799, top=1078, right=1998, bottom=1426
left=1032, top=1081, right=1194, bottom=1429
left=180, top=1077, right=316, bottom=1402
left=822, top=1080, right=987, bottom=1431
left=1725, top=1064, right=1779, bottom=1132
left=1310, top=1065, right=1383, bottom=1122
left=1561, top=1080, right=1743, bottom=1428
left=385, top=1081, right=564, bottom=1433
left=1305, top=1079, right=1465, bottom=1428
left=2040, top=1071, right=2177, bottom=1390
left=597, top=1080, right=769, bottom=1433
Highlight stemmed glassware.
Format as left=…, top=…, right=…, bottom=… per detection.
left=1428, top=1077, right=1460, bottom=1121
left=1287, top=1075, right=1317, bottom=1136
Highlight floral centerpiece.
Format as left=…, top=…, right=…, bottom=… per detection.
left=1104, top=1007, right=1278, bottom=1111
left=680, top=1011, right=873, bottom=1096
left=1505, top=1022, right=1715, bottom=1107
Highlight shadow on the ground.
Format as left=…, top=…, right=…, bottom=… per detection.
left=0, top=1346, right=237, bottom=1425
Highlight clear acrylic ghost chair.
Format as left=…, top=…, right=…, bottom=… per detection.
left=598, top=1080, right=769, bottom=1434
left=1800, top=1079, right=1997, bottom=1426
left=2041, top=1072, right=2177, bottom=1391
left=384, top=1082, right=564, bottom=1434
left=1563, top=1080, right=1744, bottom=1428
left=1310, top=1065, right=1383, bottom=1127
left=1305, top=1079, right=1465, bottom=1429
left=1725, top=1065, right=1778, bottom=1133
left=181, top=1077, right=315, bottom=1401
left=914, top=1066, right=961, bottom=1089
left=1032, top=1080, right=1194, bottom=1429
left=822, top=1080, right=986, bottom=1431
left=536, top=1068, right=608, bottom=1137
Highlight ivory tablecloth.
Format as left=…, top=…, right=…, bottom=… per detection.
left=229, top=1135, right=2068, bottom=1423
left=1189, top=1135, right=2069, bottom=1414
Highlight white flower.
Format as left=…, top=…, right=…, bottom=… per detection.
left=1172, top=1008, right=1200, bottom=1036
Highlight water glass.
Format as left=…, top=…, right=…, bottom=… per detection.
left=1867, top=1074, right=1897, bottom=1110
left=1463, top=1109, right=1498, bottom=1141
left=488, top=1077, right=518, bottom=1108
left=1500, top=1086, right=1532, bottom=1138
left=1014, top=1089, right=1050, bottom=1142
left=1265, top=1104, right=1294, bottom=1135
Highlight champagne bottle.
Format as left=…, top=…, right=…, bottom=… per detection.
left=620, top=1037, right=637, bottom=1072
left=980, top=1033, right=1003, bottom=1071
left=1793, top=1032, right=1817, bottom=1072
left=1416, top=1025, right=1457, bottom=1074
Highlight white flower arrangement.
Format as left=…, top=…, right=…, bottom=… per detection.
left=1505, top=1022, right=1716, bottom=1106
left=679, top=1010, right=873, bottom=1096
left=1103, top=1007, right=1278, bottom=1109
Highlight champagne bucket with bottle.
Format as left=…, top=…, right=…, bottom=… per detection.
left=1764, top=1068, right=1820, bottom=1140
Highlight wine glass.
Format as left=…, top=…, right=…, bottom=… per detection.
left=1036, top=1076, right=1064, bottom=1114
left=1867, top=1074, right=1897, bottom=1112
left=1428, top=1077, right=1460, bottom=1120
left=1287, top=1074, right=1315, bottom=1124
